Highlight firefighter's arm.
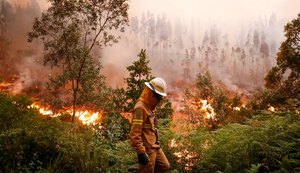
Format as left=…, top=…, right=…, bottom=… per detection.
left=130, top=108, right=146, bottom=154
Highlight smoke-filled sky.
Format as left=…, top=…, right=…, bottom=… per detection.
left=3, top=0, right=300, bottom=94
left=128, top=0, right=299, bottom=40
left=9, top=0, right=299, bottom=19
left=101, top=0, right=300, bottom=88
left=130, top=0, right=299, bottom=22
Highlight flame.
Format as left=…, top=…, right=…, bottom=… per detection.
left=169, top=138, right=178, bottom=148
left=168, top=138, right=197, bottom=170
left=200, top=100, right=216, bottom=119
left=0, top=82, right=13, bottom=90
left=233, top=105, right=246, bottom=111
left=184, top=98, right=216, bottom=119
left=268, top=105, right=276, bottom=112
left=77, top=111, right=100, bottom=125
left=233, top=107, right=240, bottom=111
left=30, top=102, right=101, bottom=125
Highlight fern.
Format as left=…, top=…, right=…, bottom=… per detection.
left=191, top=111, right=300, bottom=173
left=246, top=163, right=263, bottom=173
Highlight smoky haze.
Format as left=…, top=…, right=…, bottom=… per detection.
left=102, top=0, right=300, bottom=95
left=0, top=0, right=300, bottom=96
left=0, top=0, right=50, bottom=94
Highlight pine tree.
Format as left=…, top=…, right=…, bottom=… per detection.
left=124, top=49, right=152, bottom=111
left=123, top=49, right=173, bottom=120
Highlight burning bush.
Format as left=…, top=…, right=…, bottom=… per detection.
left=180, top=71, right=251, bottom=129
left=0, top=92, right=135, bottom=172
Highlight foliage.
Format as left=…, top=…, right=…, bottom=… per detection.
left=157, top=118, right=186, bottom=172
left=248, top=88, right=300, bottom=114
left=123, top=49, right=174, bottom=119
left=99, top=112, right=131, bottom=143
left=123, top=49, right=153, bottom=111
left=189, top=112, right=300, bottom=173
left=0, top=92, right=136, bottom=172
left=265, top=13, right=300, bottom=101
left=28, top=0, right=129, bottom=122
left=181, top=71, right=250, bottom=127
left=248, top=89, right=283, bottom=111
left=191, top=123, right=254, bottom=172
left=0, top=91, right=33, bottom=131
left=195, top=71, right=214, bottom=100
left=108, top=87, right=127, bottom=113
left=156, top=99, right=174, bottom=119
left=1, top=84, right=300, bottom=173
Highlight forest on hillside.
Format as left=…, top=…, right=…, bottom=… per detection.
left=0, top=0, right=300, bottom=172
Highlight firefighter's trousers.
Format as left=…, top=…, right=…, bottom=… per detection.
left=139, top=148, right=170, bottom=173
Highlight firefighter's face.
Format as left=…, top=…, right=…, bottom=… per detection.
left=153, top=91, right=163, bottom=102
left=140, top=87, right=163, bottom=110
left=148, top=90, right=163, bottom=109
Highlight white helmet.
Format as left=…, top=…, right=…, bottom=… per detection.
left=145, top=77, right=167, bottom=97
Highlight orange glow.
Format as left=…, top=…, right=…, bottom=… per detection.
left=268, top=106, right=276, bottom=112
left=77, top=111, right=100, bottom=125
left=200, top=99, right=216, bottom=119
left=233, top=105, right=246, bottom=111
left=0, top=82, right=13, bottom=90
left=184, top=98, right=216, bottom=120
left=233, top=107, right=241, bottom=111
left=168, top=138, right=198, bottom=170
left=169, top=138, right=178, bottom=148
left=30, top=102, right=101, bottom=125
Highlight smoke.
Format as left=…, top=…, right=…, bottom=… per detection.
left=10, top=53, right=52, bottom=94
left=0, top=0, right=46, bottom=94
left=7, top=0, right=49, bottom=11
left=11, top=68, right=31, bottom=94
left=101, top=0, right=300, bottom=94
left=1, top=0, right=300, bottom=96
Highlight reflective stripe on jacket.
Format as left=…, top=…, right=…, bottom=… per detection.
left=130, top=101, right=160, bottom=154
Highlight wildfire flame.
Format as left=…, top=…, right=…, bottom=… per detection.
left=30, top=102, right=101, bottom=125
left=233, top=105, right=246, bottom=111
left=233, top=107, right=241, bottom=111
left=1, top=80, right=101, bottom=125
left=0, top=82, right=13, bottom=90
left=169, top=138, right=198, bottom=170
left=268, top=105, right=276, bottom=112
left=199, top=99, right=216, bottom=119
left=185, top=98, right=216, bottom=119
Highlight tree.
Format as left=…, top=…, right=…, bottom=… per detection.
left=182, top=71, right=248, bottom=127
left=265, top=14, right=300, bottom=101
left=0, top=0, right=8, bottom=57
left=182, top=50, right=192, bottom=82
left=124, top=49, right=153, bottom=111
left=123, top=49, right=173, bottom=120
left=181, top=71, right=216, bottom=127
left=28, top=0, right=129, bottom=122
left=196, top=71, right=214, bottom=100
left=0, top=1, right=12, bottom=69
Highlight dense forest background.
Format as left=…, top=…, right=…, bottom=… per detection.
left=0, top=0, right=299, bottom=172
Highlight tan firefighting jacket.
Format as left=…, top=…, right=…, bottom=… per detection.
left=130, top=100, right=160, bottom=154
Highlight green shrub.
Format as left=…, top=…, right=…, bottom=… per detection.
left=0, top=92, right=134, bottom=172
left=190, top=112, right=300, bottom=173
left=0, top=92, right=33, bottom=131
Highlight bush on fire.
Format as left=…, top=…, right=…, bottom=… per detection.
left=0, top=91, right=135, bottom=172
left=1, top=91, right=300, bottom=172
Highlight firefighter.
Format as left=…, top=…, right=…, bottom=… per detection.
left=130, top=77, right=170, bottom=173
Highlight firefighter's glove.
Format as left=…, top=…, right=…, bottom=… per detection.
left=138, top=153, right=149, bottom=165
